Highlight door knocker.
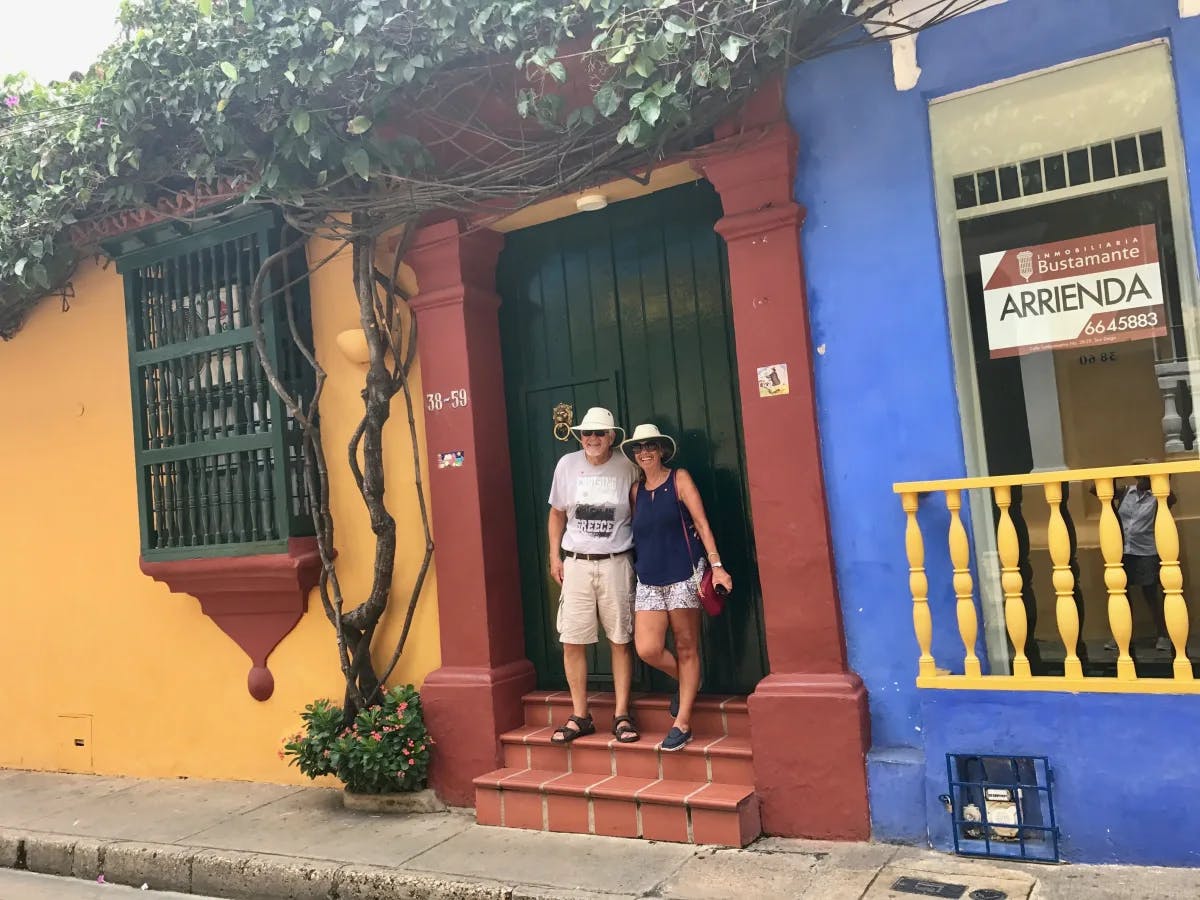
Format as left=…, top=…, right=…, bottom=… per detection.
left=552, top=402, right=574, bottom=442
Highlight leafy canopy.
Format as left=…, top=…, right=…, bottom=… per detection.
left=0, top=0, right=853, bottom=337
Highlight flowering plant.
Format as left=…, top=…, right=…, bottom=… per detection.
left=282, top=684, right=432, bottom=794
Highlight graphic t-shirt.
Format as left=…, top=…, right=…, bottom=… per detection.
left=548, top=450, right=637, bottom=553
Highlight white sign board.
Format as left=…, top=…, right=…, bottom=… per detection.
left=980, top=225, right=1166, bottom=359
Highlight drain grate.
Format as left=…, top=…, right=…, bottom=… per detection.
left=945, top=753, right=1059, bottom=863
left=970, top=891, right=1009, bottom=900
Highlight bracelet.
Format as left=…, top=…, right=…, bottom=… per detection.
left=710, top=560, right=724, bottom=569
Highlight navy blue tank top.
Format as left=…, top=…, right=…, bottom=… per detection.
left=632, top=469, right=697, bottom=586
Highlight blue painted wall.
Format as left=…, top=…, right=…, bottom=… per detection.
left=921, top=690, right=1200, bottom=865
left=785, top=0, right=1200, bottom=858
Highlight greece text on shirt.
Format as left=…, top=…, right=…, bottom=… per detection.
left=548, top=450, right=637, bottom=554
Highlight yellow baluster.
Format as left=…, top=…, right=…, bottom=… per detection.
left=902, top=492, right=936, bottom=679
left=994, top=486, right=1030, bottom=679
left=1045, top=481, right=1083, bottom=680
left=1096, top=478, right=1135, bottom=680
left=945, top=489, right=982, bottom=677
left=1151, top=474, right=1192, bottom=681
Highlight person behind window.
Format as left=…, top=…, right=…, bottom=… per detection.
left=1096, top=463, right=1175, bottom=653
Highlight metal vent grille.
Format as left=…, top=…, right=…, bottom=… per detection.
left=121, top=212, right=315, bottom=558
left=954, top=129, right=1166, bottom=211
left=944, top=753, right=1059, bottom=863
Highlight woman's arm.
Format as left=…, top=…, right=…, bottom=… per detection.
left=675, top=469, right=733, bottom=591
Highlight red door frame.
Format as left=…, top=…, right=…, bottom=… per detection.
left=406, top=86, right=870, bottom=839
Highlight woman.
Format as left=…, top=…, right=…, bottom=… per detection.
left=622, top=424, right=733, bottom=751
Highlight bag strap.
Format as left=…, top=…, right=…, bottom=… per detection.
left=675, top=470, right=699, bottom=567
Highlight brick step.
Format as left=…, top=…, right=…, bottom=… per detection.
left=474, top=767, right=760, bottom=847
left=522, top=690, right=750, bottom=737
left=501, top=725, right=754, bottom=784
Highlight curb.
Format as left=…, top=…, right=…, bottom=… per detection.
left=0, top=828, right=514, bottom=900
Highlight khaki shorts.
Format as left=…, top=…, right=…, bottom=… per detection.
left=557, top=554, right=635, bottom=645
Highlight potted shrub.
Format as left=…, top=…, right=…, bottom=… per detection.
left=281, top=684, right=441, bottom=813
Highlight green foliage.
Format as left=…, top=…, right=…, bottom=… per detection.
left=280, top=697, right=343, bottom=779
left=282, top=684, right=433, bottom=794
left=0, top=0, right=850, bottom=337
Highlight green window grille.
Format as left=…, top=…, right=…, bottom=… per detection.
left=114, top=209, right=316, bottom=560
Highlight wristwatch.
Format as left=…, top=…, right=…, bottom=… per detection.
left=710, top=560, right=724, bottom=568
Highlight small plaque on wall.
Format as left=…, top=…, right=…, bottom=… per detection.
left=757, top=363, right=789, bottom=397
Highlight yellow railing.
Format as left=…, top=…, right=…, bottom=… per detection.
left=894, top=460, right=1200, bottom=693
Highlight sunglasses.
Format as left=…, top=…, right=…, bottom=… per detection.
left=628, top=442, right=663, bottom=454
left=579, top=430, right=610, bottom=438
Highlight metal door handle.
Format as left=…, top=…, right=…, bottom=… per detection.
left=553, top=402, right=574, bottom=441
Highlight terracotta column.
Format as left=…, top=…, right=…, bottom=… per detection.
left=699, top=125, right=871, bottom=840
left=405, top=219, right=537, bottom=806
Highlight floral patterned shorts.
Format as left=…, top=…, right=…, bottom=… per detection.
left=634, top=560, right=706, bottom=612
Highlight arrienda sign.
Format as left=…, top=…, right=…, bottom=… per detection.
left=980, top=225, right=1167, bottom=358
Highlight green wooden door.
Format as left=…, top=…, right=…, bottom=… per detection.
left=497, top=181, right=767, bottom=694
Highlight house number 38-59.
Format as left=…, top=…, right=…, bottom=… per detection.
left=426, top=389, right=468, bottom=411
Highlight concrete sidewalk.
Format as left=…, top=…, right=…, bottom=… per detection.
left=0, top=770, right=1196, bottom=899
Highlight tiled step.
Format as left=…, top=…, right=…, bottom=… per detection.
left=501, top=725, right=755, bottom=784
left=474, top=767, right=760, bottom=847
left=522, top=690, right=750, bottom=737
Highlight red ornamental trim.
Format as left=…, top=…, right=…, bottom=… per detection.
left=67, top=177, right=247, bottom=248
left=140, top=537, right=322, bottom=701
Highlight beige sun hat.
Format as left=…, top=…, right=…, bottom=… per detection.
left=570, top=407, right=625, bottom=443
left=621, top=423, right=677, bottom=463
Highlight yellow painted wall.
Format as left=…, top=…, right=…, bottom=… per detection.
left=0, top=239, right=440, bottom=783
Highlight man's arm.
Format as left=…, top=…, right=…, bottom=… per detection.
left=548, top=507, right=567, bottom=585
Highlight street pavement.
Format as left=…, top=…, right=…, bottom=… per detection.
left=2, top=768, right=1199, bottom=899
left=0, top=869, right=212, bottom=899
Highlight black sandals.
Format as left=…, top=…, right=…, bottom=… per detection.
left=550, top=713, right=595, bottom=744
left=612, top=714, right=640, bottom=744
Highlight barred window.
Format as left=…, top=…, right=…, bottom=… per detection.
left=112, top=210, right=315, bottom=559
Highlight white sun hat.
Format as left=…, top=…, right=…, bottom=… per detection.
left=570, top=406, right=625, bottom=443
left=620, top=423, right=677, bottom=463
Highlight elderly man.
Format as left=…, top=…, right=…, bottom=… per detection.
left=547, top=407, right=640, bottom=744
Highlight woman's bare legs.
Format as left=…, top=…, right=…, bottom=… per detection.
left=667, top=608, right=702, bottom=731
left=635, top=610, right=675, bottom=677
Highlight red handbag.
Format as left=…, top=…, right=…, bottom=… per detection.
left=696, top=566, right=727, bottom=617
left=677, top=481, right=727, bottom=616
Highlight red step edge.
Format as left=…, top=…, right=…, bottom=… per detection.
left=474, top=767, right=760, bottom=846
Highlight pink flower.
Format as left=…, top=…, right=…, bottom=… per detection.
left=371, top=731, right=382, bottom=740
left=277, top=750, right=285, bottom=760
left=398, top=702, right=408, bottom=711
left=4, top=95, right=18, bottom=109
